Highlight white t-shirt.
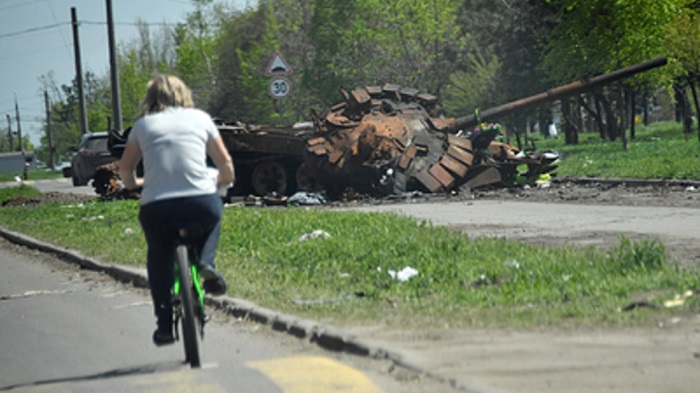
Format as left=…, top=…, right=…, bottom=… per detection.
left=128, top=107, right=219, bottom=205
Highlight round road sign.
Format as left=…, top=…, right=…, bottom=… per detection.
left=269, top=77, right=291, bottom=99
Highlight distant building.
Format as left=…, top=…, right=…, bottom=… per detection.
left=0, top=151, right=35, bottom=175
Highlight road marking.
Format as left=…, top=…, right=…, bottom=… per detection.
left=111, top=301, right=152, bottom=310
left=134, top=369, right=226, bottom=393
left=247, top=356, right=385, bottom=393
left=0, top=289, right=74, bottom=301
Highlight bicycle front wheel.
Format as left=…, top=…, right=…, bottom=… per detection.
left=176, top=244, right=201, bottom=368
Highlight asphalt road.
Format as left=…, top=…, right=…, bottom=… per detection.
left=342, top=198, right=700, bottom=266
left=11, top=177, right=96, bottom=195
left=0, top=237, right=456, bottom=393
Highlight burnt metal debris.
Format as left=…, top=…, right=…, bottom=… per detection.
left=95, top=56, right=667, bottom=201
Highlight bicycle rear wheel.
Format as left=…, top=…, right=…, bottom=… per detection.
left=175, top=244, right=201, bottom=368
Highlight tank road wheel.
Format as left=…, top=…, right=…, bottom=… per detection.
left=295, top=163, right=322, bottom=192
left=251, top=160, right=287, bottom=196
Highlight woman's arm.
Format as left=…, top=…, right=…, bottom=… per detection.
left=118, top=141, right=144, bottom=190
left=207, top=134, right=235, bottom=187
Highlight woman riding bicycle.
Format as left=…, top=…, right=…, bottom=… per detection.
left=119, top=74, right=235, bottom=346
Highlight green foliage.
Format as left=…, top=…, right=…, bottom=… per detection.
left=35, top=71, right=111, bottom=166
left=543, top=0, right=678, bottom=85
left=608, top=237, right=666, bottom=273
left=306, top=0, right=469, bottom=104
left=0, top=134, right=34, bottom=154
left=443, top=50, right=501, bottom=116
left=208, top=6, right=278, bottom=123
left=663, top=3, right=700, bottom=84
left=118, top=20, right=179, bottom=124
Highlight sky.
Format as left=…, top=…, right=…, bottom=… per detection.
left=0, top=0, right=254, bottom=147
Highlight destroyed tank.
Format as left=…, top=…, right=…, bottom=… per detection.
left=97, top=56, right=667, bottom=200
left=216, top=56, right=667, bottom=199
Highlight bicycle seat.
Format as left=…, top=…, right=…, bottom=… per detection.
left=172, top=222, right=204, bottom=243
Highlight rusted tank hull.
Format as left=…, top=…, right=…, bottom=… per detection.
left=218, top=124, right=310, bottom=196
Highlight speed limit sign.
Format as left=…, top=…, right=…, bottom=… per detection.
left=269, top=77, right=291, bottom=99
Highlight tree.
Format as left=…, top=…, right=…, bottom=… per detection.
left=119, top=19, right=178, bottom=125
left=34, top=72, right=111, bottom=165
left=206, top=4, right=280, bottom=124
left=174, top=0, right=219, bottom=110
left=664, top=1, right=700, bottom=137
left=442, top=49, right=501, bottom=117
left=306, top=0, right=469, bottom=104
left=542, top=0, right=678, bottom=146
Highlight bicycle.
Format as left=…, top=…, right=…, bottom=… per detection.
left=171, top=223, right=208, bottom=368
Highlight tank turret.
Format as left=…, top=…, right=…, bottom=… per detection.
left=301, top=57, right=668, bottom=198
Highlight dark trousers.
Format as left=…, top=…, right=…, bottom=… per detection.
left=138, top=193, right=223, bottom=327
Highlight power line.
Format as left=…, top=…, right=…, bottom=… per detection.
left=0, top=0, right=43, bottom=12
left=81, top=20, right=179, bottom=27
left=0, top=20, right=180, bottom=39
left=43, top=0, right=72, bottom=59
left=0, top=22, right=67, bottom=39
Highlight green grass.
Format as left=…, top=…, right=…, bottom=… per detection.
left=0, top=184, right=42, bottom=204
left=0, top=193, right=697, bottom=329
left=534, top=121, right=700, bottom=179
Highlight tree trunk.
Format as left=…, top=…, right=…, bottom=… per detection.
left=628, top=88, right=637, bottom=140
left=675, top=82, right=693, bottom=138
left=688, top=79, right=700, bottom=140
left=561, top=98, right=578, bottom=144
left=592, top=93, right=607, bottom=140
left=643, top=90, right=650, bottom=126
left=674, top=81, right=683, bottom=123
left=597, top=92, right=618, bottom=141
left=620, top=88, right=628, bottom=151
left=575, top=99, right=584, bottom=135
left=578, top=94, right=604, bottom=138
left=512, top=114, right=525, bottom=150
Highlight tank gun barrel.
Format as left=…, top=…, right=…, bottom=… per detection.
left=451, top=56, right=667, bottom=131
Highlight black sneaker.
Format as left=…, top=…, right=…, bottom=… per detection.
left=199, top=266, right=227, bottom=296
left=153, top=328, right=175, bottom=346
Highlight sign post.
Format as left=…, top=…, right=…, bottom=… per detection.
left=266, top=52, right=292, bottom=99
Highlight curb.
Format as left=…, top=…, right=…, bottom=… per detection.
left=553, top=176, right=700, bottom=188
left=0, top=227, right=468, bottom=388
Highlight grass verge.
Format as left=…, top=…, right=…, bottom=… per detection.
left=534, top=121, right=700, bottom=179
left=0, top=192, right=697, bottom=329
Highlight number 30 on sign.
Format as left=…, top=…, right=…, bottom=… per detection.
left=269, top=77, right=290, bottom=99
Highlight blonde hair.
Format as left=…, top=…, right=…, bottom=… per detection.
left=140, top=74, right=194, bottom=116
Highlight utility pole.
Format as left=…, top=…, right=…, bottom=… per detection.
left=44, top=90, right=56, bottom=170
left=106, top=0, right=122, bottom=131
left=71, top=7, right=89, bottom=135
left=14, top=92, right=23, bottom=153
left=6, top=114, right=13, bottom=152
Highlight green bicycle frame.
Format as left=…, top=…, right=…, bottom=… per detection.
left=173, top=262, right=206, bottom=311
